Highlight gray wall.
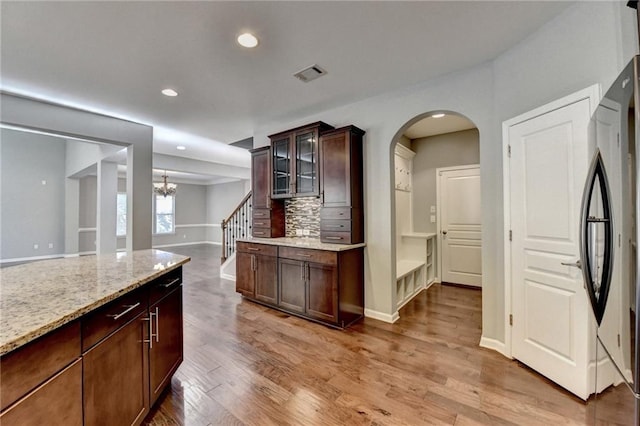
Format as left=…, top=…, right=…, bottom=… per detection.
left=251, top=1, right=637, bottom=342
left=152, top=182, right=208, bottom=247
left=411, top=129, right=480, bottom=233
left=0, top=129, right=66, bottom=259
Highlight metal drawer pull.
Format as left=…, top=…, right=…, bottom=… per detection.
left=247, top=247, right=260, bottom=251
left=325, top=237, right=343, bottom=240
left=154, top=307, right=159, bottom=343
left=108, top=302, right=141, bottom=320
left=297, top=253, right=312, bottom=257
left=254, top=213, right=265, bottom=217
left=254, top=222, right=265, bottom=226
left=142, top=311, right=154, bottom=349
left=327, top=224, right=345, bottom=228
left=255, top=231, right=265, bottom=235
left=161, top=277, right=181, bottom=288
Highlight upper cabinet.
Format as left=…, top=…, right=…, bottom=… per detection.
left=270, top=122, right=334, bottom=199
left=319, top=126, right=365, bottom=244
left=250, top=147, right=284, bottom=238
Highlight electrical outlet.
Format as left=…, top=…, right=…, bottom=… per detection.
left=48, top=243, right=54, bottom=249
left=296, top=229, right=303, bottom=236
left=430, top=215, right=436, bottom=223
left=183, top=234, right=187, bottom=239
left=302, top=229, right=310, bottom=236
left=430, top=205, right=436, bottom=213
left=41, top=180, right=47, bottom=186
left=33, top=244, right=39, bottom=250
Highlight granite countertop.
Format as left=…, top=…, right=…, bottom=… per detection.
left=0, top=249, right=190, bottom=356
left=237, top=236, right=365, bottom=251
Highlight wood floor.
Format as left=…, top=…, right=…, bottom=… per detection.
left=143, top=244, right=633, bottom=426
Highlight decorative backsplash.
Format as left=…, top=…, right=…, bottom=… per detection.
left=285, top=197, right=321, bottom=237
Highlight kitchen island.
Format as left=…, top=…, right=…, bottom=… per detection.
left=0, top=249, right=190, bottom=426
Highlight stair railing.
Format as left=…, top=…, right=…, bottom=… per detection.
left=221, top=191, right=252, bottom=263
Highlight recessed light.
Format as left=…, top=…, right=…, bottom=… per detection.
left=176, top=145, right=186, bottom=151
left=161, top=88, right=178, bottom=97
left=431, top=113, right=445, bottom=118
left=237, top=32, right=258, bottom=48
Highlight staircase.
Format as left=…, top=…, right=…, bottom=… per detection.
left=221, top=191, right=252, bottom=264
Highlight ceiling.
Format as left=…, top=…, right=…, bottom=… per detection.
left=404, top=113, right=477, bottom=140
left=1, top=1, right=573, bottom=165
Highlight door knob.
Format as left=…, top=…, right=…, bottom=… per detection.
left=561, top=259, right=582, bottom=269
left=442, top=230, right=448, bottom=235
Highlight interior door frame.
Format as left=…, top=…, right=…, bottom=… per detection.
left=502, top=84, right=600, bottom=359
left=436, top=164, right=481, bottom=287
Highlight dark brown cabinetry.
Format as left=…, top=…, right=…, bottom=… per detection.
left=237, top=242, right=278, bottom=304
left=320, top=126, right=365, bottom=244
left=250, top=147, right=284, bottom=238
left=83, top=310, right=150, bottom=426
left=237, top=243, right=364, bottom=328
left=149, top=285, right=183, bottom=405
left=270, top=122, right=334, bottom=199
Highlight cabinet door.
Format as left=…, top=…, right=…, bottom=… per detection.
left=254, top=254, right=278, bottom=305
left=272, top=136, right=292, bottom=198
left=306, top=263, right=338, bottom=323
left=295, top=129, right=319, bottom=196
left=83, top=313, right=149, bottom=426
left=0, top=359, right=82, bottom=426
left=278, top=258, right=306, bottom=313
left=321, top=130, right=351, bottom=207
left=149, top=287, right=183, bottom=405
left=236, top=252, right=255, bottom=297
left=252, top=148, right=271, bottom=209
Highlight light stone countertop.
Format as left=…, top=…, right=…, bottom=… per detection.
left=0, top=249, right=190, bottom=356
left=237, top=236, right=365, bottom=251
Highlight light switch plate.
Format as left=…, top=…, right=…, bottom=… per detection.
left=430, top=215, right=436, bottom=223
left=430, top=205, right=436, bottom=213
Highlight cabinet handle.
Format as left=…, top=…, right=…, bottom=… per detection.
left=254, top=231, right=265, bottom=236
left=154, top=306, right=159, bottom=343
left=143, top=311, right=155, bottom=349
left=161, top=277, right=181, bottom=289
left=248, top=247, right=260, bottom=251
left=306, top=264, right=310, bottom=281
left=254, top=222, right=265, bottom=226
left=327, top=224, right=344, bottom=228
left=108, top=302, right=141, bottom=320
left=251, top=255, right=256, bottom=271
left=325, top=236, right=343, bottom=240
left=301, top=263, right=305, bottom=280
left=297, top=253, right=312, bottom=258
left=254, top=212, right=265, bottom=217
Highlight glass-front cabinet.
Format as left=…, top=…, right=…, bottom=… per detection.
left=270, top=122, right=333, bottom=198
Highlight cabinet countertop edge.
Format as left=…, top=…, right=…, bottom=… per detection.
left=237, top=237, right=365, bottom=251
left=0, top=249, right=190, bottom=356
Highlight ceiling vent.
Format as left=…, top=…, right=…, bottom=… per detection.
left=293, top=64, right=327, bottom=83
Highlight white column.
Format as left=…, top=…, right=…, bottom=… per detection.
left=64, top=177, right=79, bottom=256
left=96, top=161, right=118, bottom=254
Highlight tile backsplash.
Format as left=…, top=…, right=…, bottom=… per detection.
left=285, top=197, right=321, bottom=237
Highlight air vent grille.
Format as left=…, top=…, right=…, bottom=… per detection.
left=293, top=64, right=327, bottom=83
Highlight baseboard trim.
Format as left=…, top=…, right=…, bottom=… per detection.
left=479, top=336, right=509, bottom=357
left=364, top=308, right=400, bottom=323
left=0, top=253, right=65, bottom=264
left=220, top=272, right=236, bottom=282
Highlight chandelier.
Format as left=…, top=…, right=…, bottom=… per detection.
left=153, top=172, right=177, bottom=197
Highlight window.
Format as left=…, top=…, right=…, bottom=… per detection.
left=154, top=194, right=175, bottom=234
left=116, top=193, right=127, bottom=237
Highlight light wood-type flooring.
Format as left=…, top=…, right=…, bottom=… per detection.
left=143, top=244, right=633, bottom=426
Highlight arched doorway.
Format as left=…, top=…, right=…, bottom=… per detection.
left=390, top=110, right=482, bottom=321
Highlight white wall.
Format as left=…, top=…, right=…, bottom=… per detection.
left=206, top=180, right=249, bottom=243
left=251, top=2, right=638, bottom=341
left=411, top=129, right=480, bottom=234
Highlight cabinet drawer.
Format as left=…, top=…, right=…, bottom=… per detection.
left=0, top=358, right=82, bottom=426
left=320, top=207, right=352, bottom=220
left=149, top=267, right=182, bottom=305
left=252, top=217, right=271, bottom=228
left=320, top=231, right=354, bottom=244
left=1, top=321, right=80, bottom=411
left=237, top=241, right=278, bottom=257
left=252, top=227, right=277, bottom=238
left=82, top=287, right=148, bottom=352
left=278, top=247, right=337, bottom=265
left=321, top=219, right=351, bottom=232
left=252, top=208, right=271, bottom=219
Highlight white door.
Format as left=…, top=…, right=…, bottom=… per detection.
left=508, top=97, right=592, bottom=399
left=438, top=165, right=482, bottom=286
